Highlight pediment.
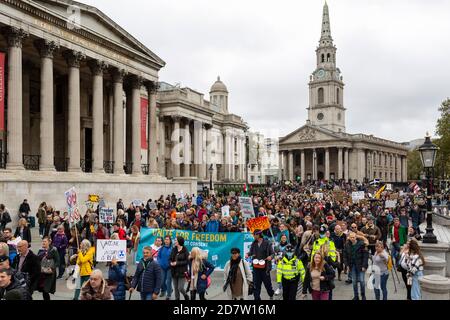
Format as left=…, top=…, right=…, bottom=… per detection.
left=29, top=0, right=165, bottom=67
left=280, top=124, right=342, bottom=144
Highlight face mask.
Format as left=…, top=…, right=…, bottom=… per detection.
left=286, top=252, right=294, bottom=259
left=320, top=234, right=326, bottom=239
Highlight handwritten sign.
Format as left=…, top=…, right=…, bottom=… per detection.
left=239, top=197, right=254, bottom=219
left=99, top=208, right=114, bottom=224
left=85, top=201, right=94, bottom=210
left=352, top=191, right=365, bottom=203
left=133, top=199, right=143, bottom=207
left=246, top=216, right=271, bottom=233
left=385, top=200, right=398, bottom=208
left=96, top=240, right=127, bottom=262
left=149, top=202, right=157, bottom=210
left=65, top=187, right=80, bottom=225
left=314, top=193, right=324, bottom=200
left=221, top=205, right=230, bottom=217
left=333, top=190, right=345, bottom=202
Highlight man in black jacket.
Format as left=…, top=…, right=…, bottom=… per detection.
left=0, top=255, right=30, bottom=297
left=0, top=268, right=30, bottom=300
left=12, top=240, right=40, bottom=295
left=343, top=232, right=369, bottom=300
left=247, top=229, right=274, bottom=300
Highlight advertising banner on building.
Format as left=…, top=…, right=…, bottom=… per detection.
left=141, top=97, right=148, bottom=149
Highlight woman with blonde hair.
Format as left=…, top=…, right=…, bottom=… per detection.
left=73, top=239, right=95, bottom=300
left=14, top=218, right=31, bottom=244
left=302, top=252, right=335, bottom=300
left=187, top=247, right=215, bottom=300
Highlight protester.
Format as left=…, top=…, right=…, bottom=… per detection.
left=248, top=229, right=274, bottom=300
left=0, top=204, right=12, bottom=232
left=81, top=269, right=113, bottom=300
left=361, top=216, right=382, bottom=256
left=223, top=247, right=253, bottom=300
left=400, top=239, right=425, bottom=300
left=343, top=232, right=369, bottom=300
left=73, top=239, right=95, bottom=300
left=389, top=218, right=408, bottom=267
left=170, top=236, right=190, bottom=300
left=14, top=218, right=32, bottom=244
left=37, top=237, right=59, bottom=300
left=331, top=224, right=346, bottom=281
left=130, top=246, right=162, bottom=300
left=151, top=237, right=163, bottom=261
left=302, top=252, right=335, bottom=300
left=372, top=241, right=389, bottom=300
left=52, top=225, right=68, bottom=279
left=12, top=240, right=40, bottom=295
left=37, top=202, right=47, bottom=238
left=18, top=199, right=31, bottom=220
left=187, top=247, right=215, bottom=300
left=276, top=244, right=305, bottom=300
left=157, top=235, right=173, bottom=300
left=108, top=255, right=127, bottom=301
left=0, top=268, right=30, bottom=300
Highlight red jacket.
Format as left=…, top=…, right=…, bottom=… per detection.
left=197, top=208, right=208, bottom=222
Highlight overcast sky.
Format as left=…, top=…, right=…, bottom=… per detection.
left=82, top=0, right=449, bottom=142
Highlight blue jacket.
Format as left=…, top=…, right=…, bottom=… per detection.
left=108, top=262, right=127, bottom=300
left=157, top=245, right=172, bottom=271
left=205, top=220, right=219, bottom=233
left=132, top=258, right=162, bottom=294
left=196, top=195, right=204, bottom=206
left=187, top=259, right=215, bottom=294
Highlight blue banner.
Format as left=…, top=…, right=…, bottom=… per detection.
left=136, top=228, right=254, bottom=270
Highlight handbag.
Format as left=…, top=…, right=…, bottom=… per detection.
left=41, top=253, right=55, bottom=274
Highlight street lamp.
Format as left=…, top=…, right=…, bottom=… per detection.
left=209, top=164, right=214, bottom=192
left=418, top=132, right=439, bottom=244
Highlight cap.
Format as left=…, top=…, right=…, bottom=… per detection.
left=319, top=225, right=327, bottom=234
left=0, top=255, right=9, bottom=263
left=285, top=244, right=295, bottom=253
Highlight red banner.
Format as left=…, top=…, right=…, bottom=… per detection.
left=0, top=52, right=5, bottom=133
left=141, top=98, right=148, bottom=149
left=246, top=216, right=271, bottom=233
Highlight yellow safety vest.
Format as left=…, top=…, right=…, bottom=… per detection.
left=311, top=237, right=337, bottom=262
left=276, top=256, right=306, bottom=283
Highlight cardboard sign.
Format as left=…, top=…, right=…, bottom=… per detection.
left=99, top=208, right=114, bottom=224
left=239, top=197, right=254, bottom=219
left=85, top=201, right=94, bottom=210
left=98, top=199, right=106, bottom=209
left=390, top=193, right=399, bottom=200
left=133, top=199, right=143, bottom=207
left=352, top=191, right=365, bottom=203
left=246, top=216, right=271, bottom=233
left=386, top=184, right=393, bottom=191
left=385, top=200, right=398, bottom=208
left=149, top=202, right=157, bottom=210
left=96, top=240, right=127, bottom=262
left=89, top=194, right=100, bottom=203
left=333, top=190, right=345, bottom=202
left=221, top=205, right=230, bottom=217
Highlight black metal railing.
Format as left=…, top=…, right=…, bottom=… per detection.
left=124, top=162, right=133, bottom=175
left=141, top=164, right=149, bottom=175
left=0, top=153, right=6, bottom=169
left=103, top=161, right=114, bottom=174
left=81, top=159, right=93, bottom=173
left=54, top=157, right=69, bottom=172
left=23, top=155, right=40, bottom=171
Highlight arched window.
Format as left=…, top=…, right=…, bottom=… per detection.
left=336, top=88, right=340, bottom=104
left=327, top=53, right=331, bottom=62
left=318, top=88, right=324, bottom=104
left=321, top=54, right=325, bottom=63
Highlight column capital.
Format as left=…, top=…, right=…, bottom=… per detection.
left=64, top=50, right=86, bottom=68
left=129, top=75, right=144, bottom=90
left=157, top=113, right=165, bottom=121
left=88, top=60, right=109, bottom=76
left=34, top=39, right=59, bottom=59
left=145, top=80, right=160, bottom=94
left=111, top=68, right=127, bottom=83
left=171, top=115, right=181, bottom=123
left=2, top=27, right=29, bottom=48
left=183, top=117, right=192, bottom=125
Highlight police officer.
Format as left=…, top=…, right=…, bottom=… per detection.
left=276, top=244, right=305, bottom=300
left=247, top=229, right=275, bottom=300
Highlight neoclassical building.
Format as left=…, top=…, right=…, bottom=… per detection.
left=156, top=78, right=248, bottom=183
left=279, top=2, right=408, bottom=183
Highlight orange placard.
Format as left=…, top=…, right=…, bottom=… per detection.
left=247, top=216, right=271, bottom=233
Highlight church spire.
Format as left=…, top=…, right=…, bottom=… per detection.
left=320, top=1, right=333, bottom=46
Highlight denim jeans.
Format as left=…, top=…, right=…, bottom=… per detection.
left=140, top=292, right=153, bottom=300
left=73, top=275, right=90, bottom=300
left=161, top=268, right=173, bottom=298
left=411, top=271, right=423, bottom=300
left=391, top=242, right=401, bottom=267
left=39, top=223, right=46, bottom=237
left=351, top=265, right=365, bottom=298
left=374, top=272, right=389, bottom=300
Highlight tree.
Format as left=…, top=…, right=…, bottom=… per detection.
left=407, top=150, right=422, bottom=180
left=435, top=98, right=450, bottom=179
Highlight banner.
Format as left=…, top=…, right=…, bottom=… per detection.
left=352, top=191, right=365, bottom=203
left=96, top=240, right=127, bottom=262
left=0, top=52, right=4, bottom=133
left=141, top=97, right=148, bottom=149
left=137, top=228, right=253, bottom=270
left=99, top=208, right=114, bottom=224
left=239, top=197, right=254, bottom=219
left=65, top=187, right=80, bottom=225
left=246, top=216, right=271, bottom=233
left=221, top=205, right=230, bottom=217
left=385, top=199, right=398, bottom=208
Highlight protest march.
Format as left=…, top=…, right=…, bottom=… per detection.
left=0, top=180, right=449, bottom=302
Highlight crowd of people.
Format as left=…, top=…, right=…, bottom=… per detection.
left=0, top=180, right=449, bottom=301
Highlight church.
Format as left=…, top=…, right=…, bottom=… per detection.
left=279, top=2, right=408, bottom=183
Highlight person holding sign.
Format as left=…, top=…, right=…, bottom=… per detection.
left=130, top=246, right=162, bottom=300
left=73, top=239, right=95, bottom=300
left=247, top=229, right=275, bottom=300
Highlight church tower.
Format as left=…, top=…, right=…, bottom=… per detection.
left=307, top=1, right=346, bottom=133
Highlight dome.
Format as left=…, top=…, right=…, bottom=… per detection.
left=210, top=76, right=228, bottom=93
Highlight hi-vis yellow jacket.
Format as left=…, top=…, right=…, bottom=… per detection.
left=276, top=256, right=305, bottom=283
left=311, top=237, right=337, bottom=263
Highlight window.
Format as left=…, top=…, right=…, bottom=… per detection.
left=318, top=88, right=324, bottom=104
left=336, top=88, right=340, bottom=104
left=321, top=54, right=325, bottom=63
left=317, top=113, right=324, bottom=121
left=318, top=153, right=324, bottom=166
left=327, top=53, right=331, bottom=62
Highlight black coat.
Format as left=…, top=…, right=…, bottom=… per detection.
left=170, top=246, right=189, bottom=278
left=12, top=250, right=41, bottom=293
left=14, top=227, right=32, bottom=244
left=0, top=276, right=31, bottom=300
left=343, top=239, right=369, bottom=271
left=19, top=203, right=31, bottom=215
left=302, top=263, right=335, bottom=293
left=37, top=247, right=59, bottom=294
left=131, top=258, right=162, bottom=294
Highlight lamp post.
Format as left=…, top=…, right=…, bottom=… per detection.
left=209, top=164, right=214, bottom=193
left=418, top=132, right=439, bottom=244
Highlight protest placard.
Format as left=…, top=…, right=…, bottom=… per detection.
left=133, top=199, right=143, bottom=207
left=386, top=184, right=393, bottom=191
left=385, top=200, right=398, bottom=208
left=221, top=205, right=230, bottom=217
left=149, top=202, right=157, bottom=210
left=390, top=193, right=399, bottom=200
left=352, top=191, right=365, bottom=203
left=239, top=197, right=254, bottom=219
left=65, top=187, right=80, bottom=225
left=89, top=194, right=100, bottom=203
left=333, top=190, right=345, bottom=202
left=314, top=193, right=324, bottom=200
left=85, top=201, right=94, bottom=210
left=96, top=240, right=127, bottom=262
left=99, top=208, right=114, bottom=224
left=246, top=216, right=271, bottom=233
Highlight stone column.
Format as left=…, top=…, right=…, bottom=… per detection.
left=206, top=125, right=212, bottom=179
left=183, top=118, right=191, bottom=177
left=64, top=50, right=85, bottom=172
left=288, top=151, right=294, bottom=181
left=337, top=147, right=343, bottom=180
left=223, top=129, right=231, bottom=181
left=89, top=60, right=108, bottom=173
left=325, top=148, right=330, bottom=181
left=36, top=40, right=59, bottom=171
left=3, top=27, right=28, bottom=170
left=112, top=69, right=126, bottom=174
left=22, top=62, right=31, bottom=157
left=312, top=149, right=317, bottom=181
left=200, top=124, right=207, bottom=180
left=146, top=81, right=159, bottom=176
left=158, top=115, right=166, bottom=176
left=396, top=155, right=401, bottom=182
left=344, top=148, right=349, bottom=181
left=171, top=116, right=181, bottom=178
left=130, top=76, right=143, bottom=175
left=279, top=151, right=284, bottom=180
left=402, top=156, right=408, bottom=182
left=301, top=149, right=306, bottom=182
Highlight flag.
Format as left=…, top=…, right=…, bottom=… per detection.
left=375, top=185, right=386, bottom=199
left=413, top=184, right=421, bottom=195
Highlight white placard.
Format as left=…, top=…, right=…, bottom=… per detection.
left=314, top=193, right=324, bottom=200
left=133, top=199, right=143, bottom=207
left=96, top=240, right=127, bottom=262
left=221, top=205, right=230, bottom=217
left=149, top=202, right=157, bottom=210
left=99, top=208, right=114, bottom=224
left=386, top=184, right=393, bottom=191
left=399, top=191, right=405, bottom=197
left=352, top=191, right=365, bottom=202
left=385, top=200, right=398, bottom=208
left=239, top=197, right=254, bottom=219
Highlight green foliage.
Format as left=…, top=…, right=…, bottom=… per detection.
left=435, top=99, right=450, bottom=179
left=407, top=150, right=422, bottom=180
